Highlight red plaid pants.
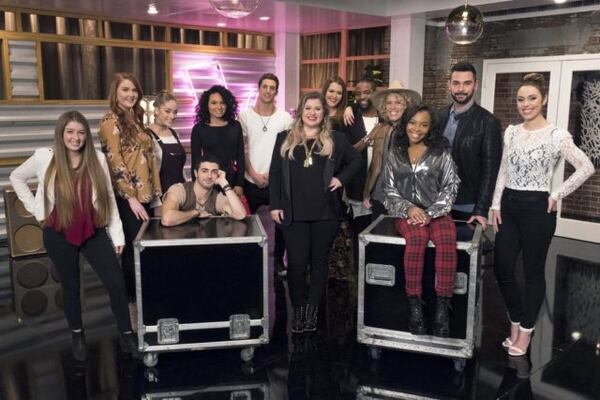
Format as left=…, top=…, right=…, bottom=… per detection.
left=395, top=215, right=457, bottom=297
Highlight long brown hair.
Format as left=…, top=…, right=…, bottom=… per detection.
left=321, top=76, right=348, bottom=127
left=44, top=111, right=111, bottom=229
left=280, top=92, right=333, bottom=160
left=108, top=72, right=145, bottom=146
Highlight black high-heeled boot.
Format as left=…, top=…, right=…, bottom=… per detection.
left=72, top=330, right=88, bottom=362
left=304, top=304, right=318, bottom=332
left=120, top=331, right=143, bottom=360
left=407, top=296, right=427, bottom=335
left=433, top=296, right=452, bottom=337
left=291, top=304, right=305, bottom=334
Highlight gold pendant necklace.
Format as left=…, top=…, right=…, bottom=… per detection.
left=303, top=139, right=318, bottom=168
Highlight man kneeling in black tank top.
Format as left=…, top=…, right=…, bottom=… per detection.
left=160, top=154, right=247, bottom=226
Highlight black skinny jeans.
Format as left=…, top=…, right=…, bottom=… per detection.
left=43, top=227, right=131, bottom=332
left=493, top=189, right=556, bottom=329
left=282, top=219, right=340, bottom=307
left=244, top=179, right=285, bottom=259
left=116, top=196, right=152, bottom=301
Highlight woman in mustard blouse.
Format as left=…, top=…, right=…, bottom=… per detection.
left=98, top=72, right=161, bottom=311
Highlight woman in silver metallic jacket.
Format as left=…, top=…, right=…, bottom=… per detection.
left=382, top=104, right=460, bottom=337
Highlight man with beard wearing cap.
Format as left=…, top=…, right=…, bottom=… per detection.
left=438, top=62, right=502, bottom=228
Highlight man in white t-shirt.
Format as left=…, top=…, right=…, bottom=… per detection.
left=239, top=73, right=293, bottom=276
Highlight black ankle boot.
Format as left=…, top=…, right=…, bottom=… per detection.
left=407, top=296, right=427, bottom=335
left=304, top=304, right=318, bottom=332
left=72, top=330, right=88, bottom=361
left=291, top=305, right=305, bottom=334
left=120, top=332, right=143, bottom=360
left=433, top=296, right=452, bottom=337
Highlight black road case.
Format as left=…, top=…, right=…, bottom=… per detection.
left=357, top=216, right=483, bottom=368
left=134, top=216, right=269, bottom=367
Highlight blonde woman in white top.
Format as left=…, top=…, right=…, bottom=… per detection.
left=9, top=111, right=141, bottom=362
left=491, top=74, right=594, bottom=356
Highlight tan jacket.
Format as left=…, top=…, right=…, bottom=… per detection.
left=363, top=123, right=395, bottom=200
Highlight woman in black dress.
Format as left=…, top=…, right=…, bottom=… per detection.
left=191, top=85, right=245, bottom=196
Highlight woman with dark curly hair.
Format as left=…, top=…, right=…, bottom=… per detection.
left=382, top=104, right=460, bottom=338
left=191, top=85, right=245, bottom=196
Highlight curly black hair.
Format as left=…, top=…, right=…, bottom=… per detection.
left=194, top=85, right=239, bottom=124
left=393, top=104, right=449, bottom=155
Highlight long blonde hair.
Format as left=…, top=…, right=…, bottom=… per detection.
left=280, top=92, right=333, bottom=160
left=44, top=111, right=111, bottom=229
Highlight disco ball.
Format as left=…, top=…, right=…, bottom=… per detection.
left=445, top=4, right=484, bottom=45
left=209, top=0, right=261, bottom=18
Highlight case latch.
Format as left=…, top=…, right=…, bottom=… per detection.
left=230, top=314, right=251, bottom=340
left=157, top=318, right=179, bottom=344
left=366, top=263, right=396, bottom=287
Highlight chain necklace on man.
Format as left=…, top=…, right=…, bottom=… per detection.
left=259, top=114, right=272, bottom=132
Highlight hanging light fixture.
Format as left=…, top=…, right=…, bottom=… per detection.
left=208, top=0, right=261, bottom=19
left=445, top=0, right=484, bottom=45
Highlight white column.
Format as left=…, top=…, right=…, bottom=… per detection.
left=275, top=31, right=300, bottom=113
left=389, top=15, right=426, bottom=94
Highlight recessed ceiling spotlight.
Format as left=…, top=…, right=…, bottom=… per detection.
left=554, top=0, right=567, bottom=3
left=147, top=2, right=159, bottom=15
left=259, top=16, right=270, bottom=21
left=217, top=22, right=227, bottom=27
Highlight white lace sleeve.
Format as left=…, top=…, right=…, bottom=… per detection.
left=490, top=126, right=513, bottom=210
left=550, top=130, right=595, bottom=201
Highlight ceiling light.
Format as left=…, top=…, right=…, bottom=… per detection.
left=147, top=2, right=159, bottom=15
left=445, top=1, right=484, bottom=45
left=209, top=0, right=261, bottom=19
left=217, top=22, right=227, bottom=27
left=259, top=16, right=270, bottom=21
left=554, top=0, right=568, bottom=3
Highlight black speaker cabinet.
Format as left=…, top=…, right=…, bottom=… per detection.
left=3, top=187, right=47, bottom=258
left=10, top=256, right=64, bottom=321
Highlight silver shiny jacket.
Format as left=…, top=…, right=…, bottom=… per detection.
left=382, top=147, right=460, bottom=219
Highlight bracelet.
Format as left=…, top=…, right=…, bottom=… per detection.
left=222, top=184, right=232, bottom=193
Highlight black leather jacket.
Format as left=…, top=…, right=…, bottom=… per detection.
left=437, top=103, right=502, bottom=217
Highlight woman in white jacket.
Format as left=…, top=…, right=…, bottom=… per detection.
left=9, top=111, right=141, bottom=362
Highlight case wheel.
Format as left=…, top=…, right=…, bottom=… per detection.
left=368, top=346, right=382, bottom=360
left=143, top=352, right=158, bottom=367
left=453, top=357, right=466, bottom=372
left=240, top=347, right=255, bottom=362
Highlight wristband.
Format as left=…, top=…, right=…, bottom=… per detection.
left=222, top=184, right=232, bottom=193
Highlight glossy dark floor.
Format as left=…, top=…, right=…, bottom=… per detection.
left=0, top=229, right=599, bottom=399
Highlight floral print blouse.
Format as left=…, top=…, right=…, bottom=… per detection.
left=98, top=112, right=162, bottom=203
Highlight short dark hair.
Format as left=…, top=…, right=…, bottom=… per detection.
left=194, top=153, right=221, bottom=171
left=258, top=73, right=279, bottom=91
left=450, top=62, right=477, bottom=80
left=357, top=77, right=377, bottom=92
left=194, top=85, right=238, bottom=124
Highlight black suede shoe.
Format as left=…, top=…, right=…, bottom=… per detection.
left=407, top=296, right=427, bottom=335
left=304, top=304, right=318, bottom=332
left=291, top=305, right=305, bottom=334
left=433, top=296, right=452, bottom=337
left=120, top=332, right=143, bottom=360
left=72, top=330, right=88, bottom=362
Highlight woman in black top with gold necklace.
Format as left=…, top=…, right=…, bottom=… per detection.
left=269, top=92, right=361, bottom=334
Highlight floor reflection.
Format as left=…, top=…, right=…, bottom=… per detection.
left=0, top=234, right=599, bottom=399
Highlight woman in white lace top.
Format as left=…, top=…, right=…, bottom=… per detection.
left=491, top=73, right=594, bottom=357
